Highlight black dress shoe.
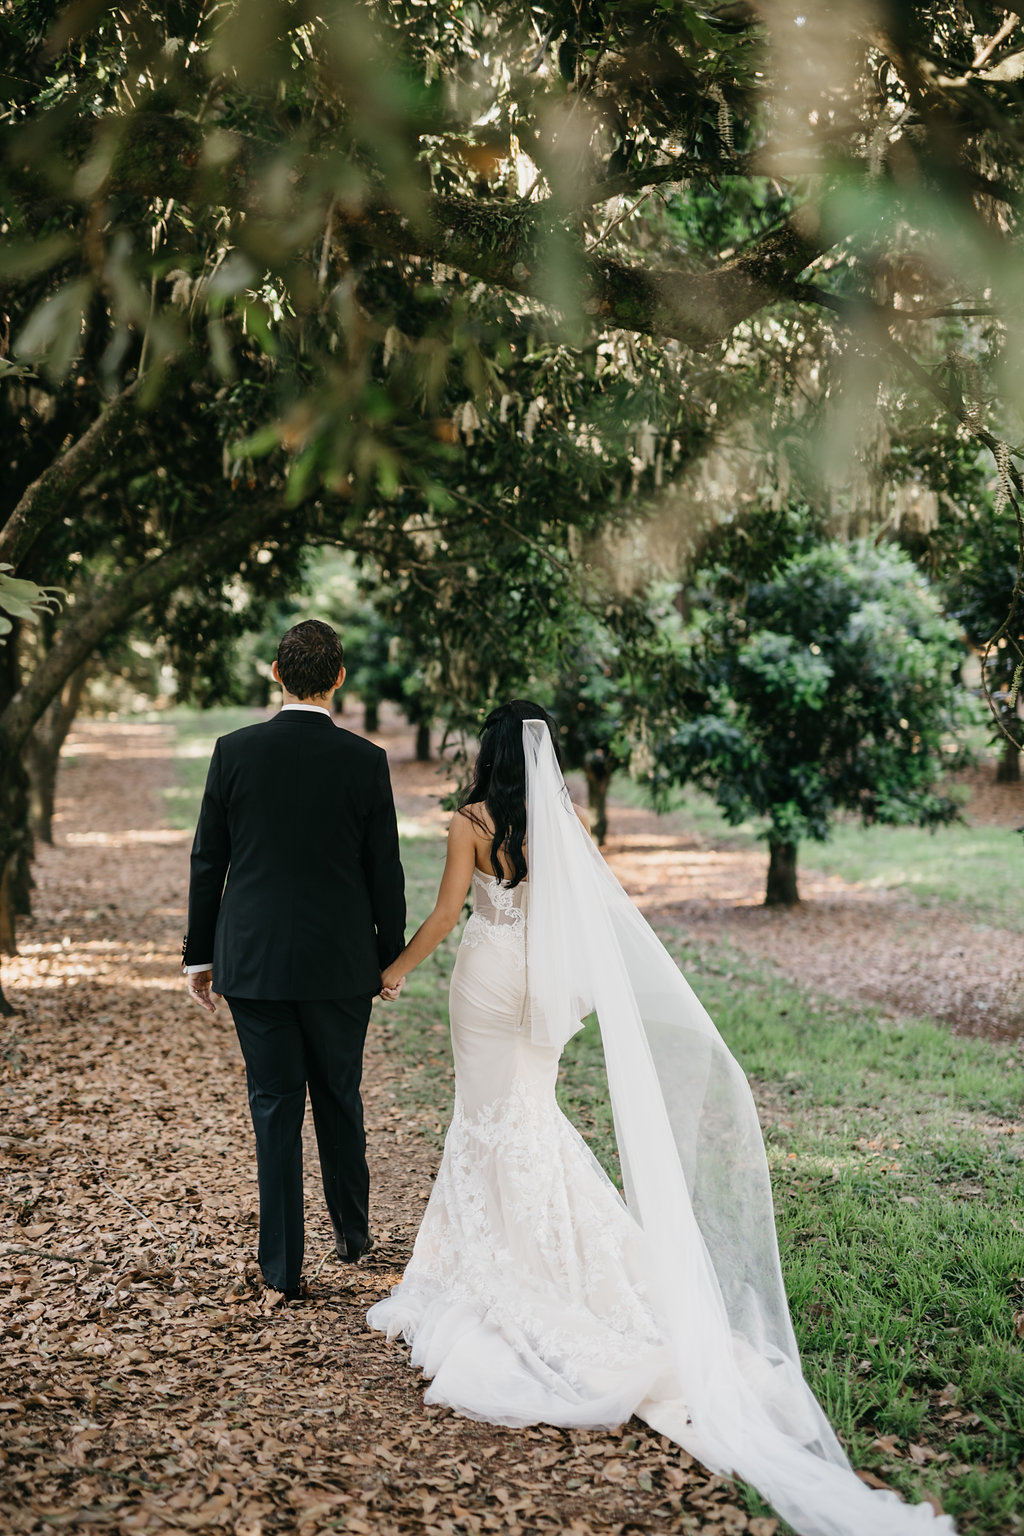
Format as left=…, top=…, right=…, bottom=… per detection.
left=335, top=1231, right=374, bottom=1263
left=264, top=1283, right=303, bottom=1301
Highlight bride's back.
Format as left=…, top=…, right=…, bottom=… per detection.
left=457, top=803, right=526, bottom=885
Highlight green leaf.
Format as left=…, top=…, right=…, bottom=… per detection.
left=0, top=234, right=77, bottom=279
left=0, top=572, right=65, bottom=636
left=15, top=277, right=92, bottom=379
left=232, top=425, right=282, bottom=460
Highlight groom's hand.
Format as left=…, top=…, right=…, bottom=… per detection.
left=186, top=969, right=220, bottom=1014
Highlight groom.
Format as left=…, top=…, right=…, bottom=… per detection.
left=181, top=619, right=406, bottom=1297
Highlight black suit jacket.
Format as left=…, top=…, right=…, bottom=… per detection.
left=183, top=711, right=406, bottom=999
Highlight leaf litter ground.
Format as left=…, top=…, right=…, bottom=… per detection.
left=1, top=719, right=778, bottom=1536
left=2, top=712, right=1020, bottom=1535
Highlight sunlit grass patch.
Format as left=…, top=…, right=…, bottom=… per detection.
left=160, top=707, right=267, bottom=829
left=613, top=774, right=1023, bottom=926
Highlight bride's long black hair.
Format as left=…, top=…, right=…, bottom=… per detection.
left=460, top=699, right=561, bottom=888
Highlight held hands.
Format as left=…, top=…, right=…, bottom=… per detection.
left=379, top=965, right=406, bottom=1002
left=186, top=969, right=220, bottom=1014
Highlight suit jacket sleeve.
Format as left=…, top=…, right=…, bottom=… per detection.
left=183, top=741, right=230, bottom=968
left=363, top=751, right=406, bottom=970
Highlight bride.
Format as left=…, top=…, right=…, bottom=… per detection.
left=368, top=701, right=955, bottom=1536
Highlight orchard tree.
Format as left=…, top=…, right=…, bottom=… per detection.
left=5, top=0, right=1024, bottom=1003
left=342, top=605, right=432, bottom=751
left=653, top=540, right=973, bottom=905
left=283, top=560, right=438, bottom=750
left=550, top=616, right=627, bottom=845
left=942, top=503, right=1024, bottom=782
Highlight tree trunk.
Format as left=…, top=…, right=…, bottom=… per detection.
left=0, top=630, right=23, bottom=1013
left=363, top=699, right=380, bottom=733
left=10, top=841, right=34, bottom=917
left=765, top=837, right=799, bottom=905
left=415, top=720, right=431, bottom=762
left=26, top=662, right=89, bottom=843
left=996, top=736, right=1021, bottom=783
left=585, top=764, right=612, bottom=846
left=0, top=495, right=284, bottom=765
left=0, top=861, right=15, bottom=1015
left=0, top=767, right=30, bottom=1016
left=0, top=495, right=285, bottom=1010
left=26, top=734, right=57, bottom=846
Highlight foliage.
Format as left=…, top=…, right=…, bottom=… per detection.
left=941, top=502, right=1024, bottom=768
left=5, top=0, right=1024, bottom=993
left=651, top=540, right=975, bottom=901
left=8, top=0, right=1024, bottom=527
left=0, top=567, right=63, bottom=640
left=548, top=613, right=627, bottom=843
left=341, top=602, right=424, bottom=724
left=277, top=553, right=436, bottom=728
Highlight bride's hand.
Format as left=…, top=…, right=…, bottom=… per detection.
left=380, top=966, right=405, bottom=1001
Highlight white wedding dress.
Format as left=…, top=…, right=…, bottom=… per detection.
left=368, top=870, right=679, bottom=1429
left=368, top=723, right=956, bottom=1536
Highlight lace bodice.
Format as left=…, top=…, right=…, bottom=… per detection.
left=461, top=870, right=528, bottom=966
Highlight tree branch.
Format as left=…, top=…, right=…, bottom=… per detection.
left=0, top=382, right=139, bottom=570
left=0, top=495, right=284, bottom=761
left=346, top=199, right=827, bottom=349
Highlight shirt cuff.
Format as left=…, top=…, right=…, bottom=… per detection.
left=183, top=962, right=214, bottom=974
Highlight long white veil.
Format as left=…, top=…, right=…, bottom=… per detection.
left=522, top=720, right=955, bottom=1536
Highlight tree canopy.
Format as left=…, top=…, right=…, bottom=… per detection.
left=653, top=539, right=973, bottom=902
left=3, top=0, right=1024, bottom=1001
left=8, top=0, right=1024, bottom=498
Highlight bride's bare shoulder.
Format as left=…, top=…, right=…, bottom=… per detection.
left=572, top=801, right=590, bottom=832
left=454, top=802, right=493, bottom=835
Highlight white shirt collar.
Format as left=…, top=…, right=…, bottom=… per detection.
left=280, top=702, right=331, bottom=716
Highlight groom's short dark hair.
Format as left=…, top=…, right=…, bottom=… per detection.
left=276, top=620, right=345, bottom=698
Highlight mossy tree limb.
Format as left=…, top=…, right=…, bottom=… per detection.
left=343, top=198, right=827, bottom=349
left=0, top=382, right=139, bottom=570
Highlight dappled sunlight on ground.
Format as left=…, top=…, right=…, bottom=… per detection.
left=602, top=824, right=870, bottom=912
left=6, top=711, right=697, bottom=1536
left=66, top=828, right=191, bottom=846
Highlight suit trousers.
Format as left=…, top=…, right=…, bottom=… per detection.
left=226, top=994, right=374, bottom=1291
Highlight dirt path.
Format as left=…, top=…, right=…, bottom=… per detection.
left=1, top=719, right=761, bottom=1536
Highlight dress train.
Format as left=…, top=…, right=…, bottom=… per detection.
left=368, top=741, right=956, bottom=1536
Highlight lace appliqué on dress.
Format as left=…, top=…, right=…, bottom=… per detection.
left=373, top=1076, right=663, bottom=1399
left=461, top=873, right=526, bottom=969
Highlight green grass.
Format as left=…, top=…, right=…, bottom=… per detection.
left=612, top=774, right=1024, bottom=926
left=165, top=710, right=1023, bottom=1531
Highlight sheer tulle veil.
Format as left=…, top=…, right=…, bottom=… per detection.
left=521, top=719, right=955, bottom=1536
